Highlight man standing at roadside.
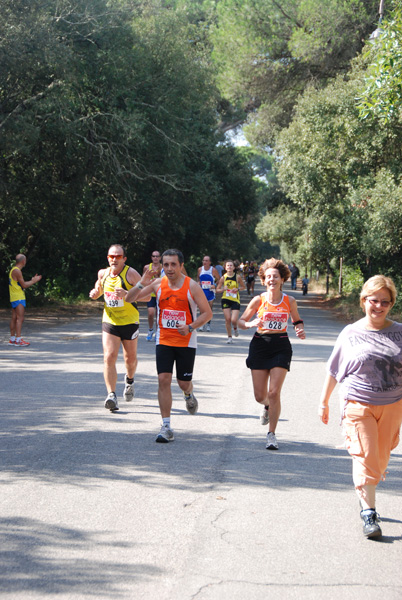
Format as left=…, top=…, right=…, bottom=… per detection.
left=142, top=250, right=162, bottom=341
left=197, top=255, right=220, bottom=332
left=116, top=249, right=212, bottom=442
left=89, top=244, right=143, bottom=412
left=9, top=254, right=42, bottom=346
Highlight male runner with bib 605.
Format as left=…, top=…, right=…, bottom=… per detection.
left=89, top=244, right=145, bottom=412
left=116, top=249, right=212, bottom=442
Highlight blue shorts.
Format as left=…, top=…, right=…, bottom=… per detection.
left=147, top=296, right=157, bottom=309
left=11, top=300, right=26, bottom=309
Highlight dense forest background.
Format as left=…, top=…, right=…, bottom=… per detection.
left=1, top=0, right=402, bottom=305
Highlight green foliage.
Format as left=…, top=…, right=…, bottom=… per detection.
left=211, top=0, right=378, bottom=145
left=358, top=1, right=402, bottom=123
left=0, top=0, right=258, bottom=304
left=341, top=264, right=365, bottom=295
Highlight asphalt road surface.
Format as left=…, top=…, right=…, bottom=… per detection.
left=1, top=283, right=401, bottom=599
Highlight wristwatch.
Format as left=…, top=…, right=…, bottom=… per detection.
left=188, top=324, right=194, bottom=333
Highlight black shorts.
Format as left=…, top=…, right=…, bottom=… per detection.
left=156, top=345, right=196, bottom=381
left=147, top=296, right=157, bottom=309
left=221, top=299, right=241, bottom=311
left=102, top=322, right=139, bottom=341
left=246, top=332, right=292, bottom=371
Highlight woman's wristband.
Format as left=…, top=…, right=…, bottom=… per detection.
left=292, top=319, right=304, bottom=327
left=319, top=405, right=328, bottom=409
left=135, top=281, right=144, bottom=290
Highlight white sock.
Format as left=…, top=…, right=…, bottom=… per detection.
left=16, top=337, right=21, bottom=343
left=10, top=336, right=15, bottom=342
left=162, top=417, right=171, bottom=428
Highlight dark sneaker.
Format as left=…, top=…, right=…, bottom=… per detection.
left=184, top=392, right=198, bottom=415
left=105, top=392, right=119, bottom=412
left=266, top=431, right=279, bottom=450
left=156, top=424, right=174, bottom=443
left=360, top=509, right=382, bottom=539
left=123, top=376, right=134, bottom=402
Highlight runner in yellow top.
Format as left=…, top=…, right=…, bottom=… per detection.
left=238, top=258, right=305, bottom=450
left=216, top=260, right=245, bottom=344
left=9, top=254, right=42, bottom=347
left=115, top=249, right=212, bottom=443
left=142, top=250, right=162, bottom=341
left=89, top=244, right=144, bottom=412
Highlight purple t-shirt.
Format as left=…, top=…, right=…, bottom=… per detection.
left=328, top=320, right=402, bottom=405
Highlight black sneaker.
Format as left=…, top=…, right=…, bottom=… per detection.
left=360, top=509, right=382, bottom=539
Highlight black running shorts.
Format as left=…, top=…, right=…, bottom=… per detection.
left=102, top=322, right=139, bottom=340
left=246, top=332, right=292, bottom=371
left=156, top=345, right=196, bottom=381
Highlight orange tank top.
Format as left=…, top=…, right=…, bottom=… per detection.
left=257, top=292, right=291, bottom=334
left=156, top=276, right=197, bottom=347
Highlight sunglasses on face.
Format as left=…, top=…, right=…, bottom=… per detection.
left=365, top=298, right=391, bottom=308
left=108, top=254, right=123, bottom=259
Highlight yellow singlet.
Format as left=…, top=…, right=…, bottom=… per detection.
left=9, top=267, right=25, bottom=302
left=102, top=265, right=139, bottom=326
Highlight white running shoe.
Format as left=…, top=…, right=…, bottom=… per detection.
left=226, top=337, right=233, bottom=344
left=206, top=323, right=211, bottom=332
left=266, top=431, right=278, bottom=450
left=184, top=392, right=198, bottom=414
left=123, top=376, right=134, bottom=402
left=260, top=406, right=269, bottom=425
left=105, top=392, right=119, bottom=412
left=156, top=424, right=174, bottom=443
left=198, top=325, right=204, bottom=332
left=146, top=330, right=154, bottom=341
left=233, top=328, right=239, bottom=337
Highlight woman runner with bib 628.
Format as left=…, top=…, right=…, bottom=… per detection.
left=238, top=258, right=305, bottom=450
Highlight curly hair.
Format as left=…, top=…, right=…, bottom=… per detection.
left=259, top=258, right=291, bottom=284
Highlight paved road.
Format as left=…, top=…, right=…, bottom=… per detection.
left=1, top=284, right=401, bottom=599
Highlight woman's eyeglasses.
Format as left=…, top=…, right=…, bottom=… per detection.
left=365, top=297, right=391, bottom=308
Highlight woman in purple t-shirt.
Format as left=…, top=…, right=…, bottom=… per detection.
left=318, top=275, right=402, bottom=539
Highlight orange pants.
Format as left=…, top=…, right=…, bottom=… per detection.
left=343, top=399, right=402, bottom=489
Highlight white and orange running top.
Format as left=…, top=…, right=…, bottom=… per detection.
left=156, top=276, right=197, bottom=348
left=257, top=292, right=291, bottom=334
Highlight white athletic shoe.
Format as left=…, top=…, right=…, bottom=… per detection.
left=123, top=376, right=134, bottom=402
left=266, top=431, right=278, bottom=450
left=226, top=337, right=233, bottom=344
left=105, top=392, right=119, bottom=412
left=260, top=406, right=269, bottom=425
left=206, top=323, right=211, bottom=332
left=198, top=325, right=204, bottom=332
left=184, top=392, right=198, bottom=414
left=156, top=424, right=174, bottom=443
left=233, top=328, right=239, bottom=337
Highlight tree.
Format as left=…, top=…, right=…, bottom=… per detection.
left=0, top=0, right=258, bottom=303
left=211, top=0, right=379, bottom=145
left=358, top=1, right=402, bottom=123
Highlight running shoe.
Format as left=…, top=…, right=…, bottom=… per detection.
left=184, top=392, right=198, bottom=415
left=266, top=431, right=279, bottom=450
left=226, top=337, right=233, bottom=344
left=198, top=325, right=204, bottom=332
left=105, top=392, right=119, bottom=412
left=146, top=330, right=154, bottom=341
left=156, top=424, right=174, bottom=443
left=123, top=376, right=134, bottom=402
left=9, top=339, right=16, bottom=345
left=206, top=323, right=211, bottom=332
left=15, top=339, right=30, bottom=346
left=360, top=509, right=382, bottom=539
left=260, top=406, right=269, bottom=425
left=233, top=328, right=239, bottom=337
